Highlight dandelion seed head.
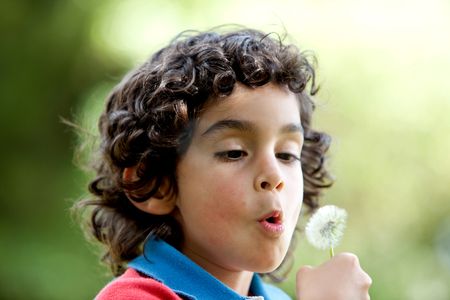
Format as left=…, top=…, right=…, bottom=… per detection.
left=305, top=205, right=348, bottom=250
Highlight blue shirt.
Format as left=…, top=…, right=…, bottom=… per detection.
left=128, top=237, right=292, bottom=300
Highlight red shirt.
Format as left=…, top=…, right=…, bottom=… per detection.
left=96, top=268, right=182, bottom=300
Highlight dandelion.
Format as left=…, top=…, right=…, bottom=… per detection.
left=305, top=205, right=348, bottom=258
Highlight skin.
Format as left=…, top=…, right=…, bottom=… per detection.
left=296, top=253, right=372, bottom=300
left=128, top=83, right=372, bottom=298
left=172, top=83, right=304, bottom=295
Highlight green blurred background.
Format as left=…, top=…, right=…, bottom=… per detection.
left=1, top=0, right=450, bottom=299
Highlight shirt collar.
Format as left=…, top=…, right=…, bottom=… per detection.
left=128, top=237, right=289, bottom=300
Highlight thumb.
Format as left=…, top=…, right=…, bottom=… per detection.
left=297, top=265, right=313, bottom=278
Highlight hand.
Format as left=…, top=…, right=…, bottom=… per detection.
left=296, top=252, right=372, bottom=300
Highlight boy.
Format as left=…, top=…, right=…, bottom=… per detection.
left=78, top=28, right=371, bottom=299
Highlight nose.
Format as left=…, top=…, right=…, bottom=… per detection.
left=254, top=155, right=284, bottom=192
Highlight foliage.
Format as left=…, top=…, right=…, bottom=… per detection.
left=1, top=0, right=449, bottom=299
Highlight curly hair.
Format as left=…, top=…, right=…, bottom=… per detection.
left=77, top=28, right=333, bottom=279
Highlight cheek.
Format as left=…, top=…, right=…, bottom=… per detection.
left=194, top=178, right=248, bottom=244
left=286, top=197, right=301, bottom=223
left=208, top=175, right=248, bottom=216
left=285, top=175, right=304, bottom=222
left=178, top=161, right=246, bottom=212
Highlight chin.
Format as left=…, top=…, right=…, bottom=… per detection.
left=251, top=256, right=284, bottom=274
left=243, top=241, right=290, bottom=273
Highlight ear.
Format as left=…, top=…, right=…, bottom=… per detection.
left=123, top=166, right=177, bottom=215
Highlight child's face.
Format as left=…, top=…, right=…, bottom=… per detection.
left=173, top=83, right=304, bottom=274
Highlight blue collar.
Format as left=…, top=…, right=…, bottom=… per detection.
left=128, top=237, right=290, bottom=300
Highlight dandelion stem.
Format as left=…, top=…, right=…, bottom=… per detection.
left=329, top=247, right=334, bottom=258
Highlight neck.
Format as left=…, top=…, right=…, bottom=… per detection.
left=182, top=247, right=254, bottom=296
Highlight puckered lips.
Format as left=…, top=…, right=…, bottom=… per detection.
left=258, top=210, right=285, bottom=237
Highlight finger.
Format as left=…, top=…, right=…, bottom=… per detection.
left=341, top=254, right=371, bottom=289
left=295, top=265, right=313, bottom=298
left=298, top=265, right=313, bottom=272
left=336, top=252, right=360, bottom=265
left=296, top=265, right=313, bottom=279
left=361, top=270, right=372, bottom=290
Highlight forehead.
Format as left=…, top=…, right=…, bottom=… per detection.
left=197, top=83, right=301, bottom=128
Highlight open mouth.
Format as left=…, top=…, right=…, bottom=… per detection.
left=258, top=210, right=284, bottom=235
left=266, top=214, right=281, bottom=224
left=260, top=211, right=283, bottom=224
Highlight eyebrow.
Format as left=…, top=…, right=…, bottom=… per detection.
left=281, top=123, right=304, bottom=134
left=201, top=119, right=304, bottom=137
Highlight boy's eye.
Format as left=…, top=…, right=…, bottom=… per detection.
left=215, top=150, right=247, bottom=161
left=276, top=152, right=301, bottom=163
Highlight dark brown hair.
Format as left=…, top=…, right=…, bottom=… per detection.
left=77, top=28, right=333, bottom=279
